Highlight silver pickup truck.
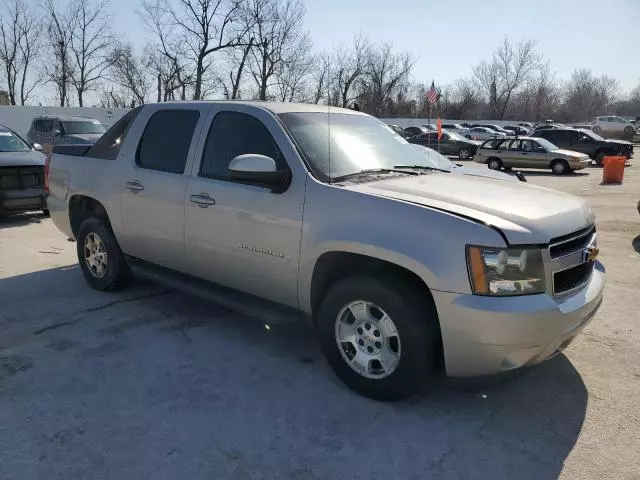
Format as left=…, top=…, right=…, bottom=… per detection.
left=46, top=102, right=604, bottom=400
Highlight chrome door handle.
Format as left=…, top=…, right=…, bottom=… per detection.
left=126, top=181, right=144, bottom=192
left=190, top=194, right=216, bottom=207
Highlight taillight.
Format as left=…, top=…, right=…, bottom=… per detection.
left=44, top=153, right=51, bottom=193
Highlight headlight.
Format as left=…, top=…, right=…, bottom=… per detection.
left=466, top=246, right=546, bottom=296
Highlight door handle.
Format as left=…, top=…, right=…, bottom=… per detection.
left=126, top=181, right=144, bottom=192
left=190, top=193, right=216, bottom=207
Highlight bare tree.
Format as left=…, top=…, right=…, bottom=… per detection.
left=143, top=0, right=250, bottom=101
left=68, top=0, right=115, bottom=106
left=358, top=42, right=413, bottom=116
left=218, top=38, right=253, bottom=99
left=0, top=0, right=42, bottom=105
left=273, top=33, right=312, bottom=102
left=308, top=52, right=330, bottom=104
left=329, top=35, right=370, bottom=108
left=108, top=43, right=150, bottom=105
left=245, top=0, right=306, bottom=100
left=562, top=69, right=618, bottom=122
left=44, top=0, right=75, bottom=106
left=473, top=38, right=542, bottom=119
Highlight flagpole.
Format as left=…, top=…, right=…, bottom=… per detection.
left=428, top=101, right=432, bottom=149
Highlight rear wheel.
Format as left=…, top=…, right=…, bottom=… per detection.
left=458, top=147, right=471, bottom=159
left=488, top=157, right=503, bottom=170
left=593, top=126, right=602, bottom=135
left=77, top=217, right=131, bottom=291
left=465, top=135, right=472, bottom=139
left=624, top=126, right=634, bottom=138
left=317, top=275, right=439, bottom=401
left=551, top=159, right=569, bottom=175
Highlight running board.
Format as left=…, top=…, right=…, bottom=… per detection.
left=127, top=257, right=307, bottom=327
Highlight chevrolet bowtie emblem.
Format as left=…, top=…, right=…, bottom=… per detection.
left=584, top=246, right=599, bottom=262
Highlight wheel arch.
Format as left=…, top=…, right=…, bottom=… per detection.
left=308, top=249, right=444, bottom=367
left=68, top=195, right=112, bottom=239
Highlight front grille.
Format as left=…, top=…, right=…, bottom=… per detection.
left=554, top=262, right=594, bottom=294
left=0, top=166, right=44, bottom=190
left=549, top=225, right=595, bottom=259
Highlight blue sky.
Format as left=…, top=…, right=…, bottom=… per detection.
left=110, top=0, right=640, bottom=95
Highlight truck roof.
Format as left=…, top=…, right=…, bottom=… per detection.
left=160, top=100, right=366, bottom=116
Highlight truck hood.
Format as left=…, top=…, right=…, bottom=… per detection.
left=0, top=150, right=46, bottom=167
left=345, top=173, right=593, bottom=245
left=552, top=148, right=590, bottom=158
left=604, top=139, right=633, bottom=147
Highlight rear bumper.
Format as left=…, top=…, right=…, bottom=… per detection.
left=0, top=188, right=47, bottom=215
left=432, top=263, right=604, bottom=377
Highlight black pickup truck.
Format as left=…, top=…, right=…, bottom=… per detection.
left=537, top=128, right=633, bottom=165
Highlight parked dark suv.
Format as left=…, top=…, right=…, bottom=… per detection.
left=27, top=115, right=107, bottom=147
left=537, top=128, right=633, bottom=165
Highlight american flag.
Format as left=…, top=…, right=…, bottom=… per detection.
left=426, top=81, right=437, bottom=105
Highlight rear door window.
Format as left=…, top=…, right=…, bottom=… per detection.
left=136, top=109, right=200, bottom=174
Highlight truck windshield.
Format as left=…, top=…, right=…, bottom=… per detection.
left=278, top=112, right=433, bottom=180
left=62, top=121, right=106, bottom=135
left=0, top=130, right=31, bottom=152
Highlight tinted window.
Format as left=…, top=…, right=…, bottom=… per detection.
left=136, top=109, right=200, bottom=174
left=199, top=111, right=285, bottom=181
left=33, top=119, right=53, bottom=132
left=87, top=107, right=142, bottom=160
left=62, top=120, right=106, bottom=135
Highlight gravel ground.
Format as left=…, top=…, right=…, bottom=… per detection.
left=1, top=161, right=639, bottom=480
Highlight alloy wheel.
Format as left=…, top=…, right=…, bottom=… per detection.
left=334, top=300, right=401, bottom=379
left=84, top=232, right=108, bottom=279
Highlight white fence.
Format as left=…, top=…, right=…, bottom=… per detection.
left=0, top=106, right=131, bottom=138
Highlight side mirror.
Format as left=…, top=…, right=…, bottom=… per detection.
left=515, top=171, right=527, bottom=182
left=33, top=143, right=43, bottom=151
left=52, top=129, right=61, bottom=137
left=228, top=154, right=291, bottom=193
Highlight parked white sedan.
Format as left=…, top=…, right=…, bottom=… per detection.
left=459, top=126, right=505, bottom=141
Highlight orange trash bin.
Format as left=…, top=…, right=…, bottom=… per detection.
left=602, top=156, right=626, bottom=183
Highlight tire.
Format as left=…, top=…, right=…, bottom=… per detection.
left=42, top=209, right=50, bottom=217
left=317, top=275, right=439, bottom=401
left=458, top=147, right=470, bottom=159
left=487, top=157, right=503, bottom=170
left=593, top=126, right=602, bottom=135
left=624, top=126, right=634, bottom=137
left=76, top=217, right=131, bottom=291
left=595, top=150, right=607, bottom=166
left=465, top=135, right=471, bottom=139
left=551, top=159, right=569, bottom=175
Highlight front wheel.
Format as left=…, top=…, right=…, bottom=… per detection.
left=317, top=276, right=438, bottom=401
left=488, top=158, right=503, bottom=170
left=595, top=150, right=607, bottom=166
left=77, top=217, right=131, bottom=291
left=551, top=159, right=569, bottom=175
left=624, top=126, right=634, bottom=137
left=593, top=126, right=602, bottom=135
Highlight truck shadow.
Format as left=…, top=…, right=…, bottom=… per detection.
left=0, top=212, right=47, bottom=230
left=0, top=265, right=587, bottom=480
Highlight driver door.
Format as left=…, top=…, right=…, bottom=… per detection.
left=183, top=106, right=305, bottom=308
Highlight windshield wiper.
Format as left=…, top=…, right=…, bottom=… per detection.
left=394, top=164, right=450, bottom=173
left=332, top=168, right=418, bottom=182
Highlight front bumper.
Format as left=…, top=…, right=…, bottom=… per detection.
left=569, top=158, right=592, bottom=170
left=0, top=187, right=47, bottom=215
left=432, top=263, right=604, bottom=377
